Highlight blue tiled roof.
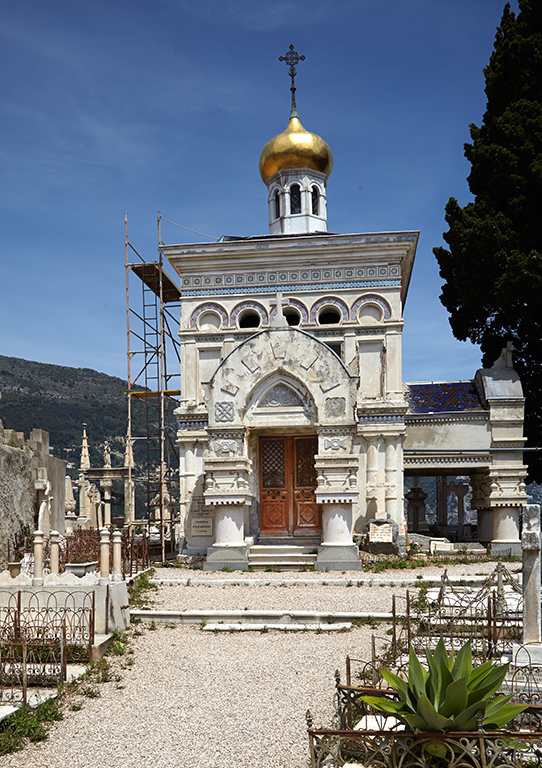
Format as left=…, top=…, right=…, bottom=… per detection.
left=405, top=381, right=485, bottom=414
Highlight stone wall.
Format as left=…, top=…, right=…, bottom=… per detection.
left=0, top=424, right=66, bottom=569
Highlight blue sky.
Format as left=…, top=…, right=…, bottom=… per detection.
left=0, top=0, right=517, bottom=383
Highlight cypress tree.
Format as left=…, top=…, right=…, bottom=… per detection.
left=434, top=1, right=542, bottom=480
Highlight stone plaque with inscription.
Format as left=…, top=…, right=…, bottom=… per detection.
left=369, top=522, right=394, bottom=543
left=361, top=518, right=399, bottom=555
left=191, top=515, right=214, bottom=537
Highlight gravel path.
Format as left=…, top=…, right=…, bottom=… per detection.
left=0, top=624, right=378, bottom=768
left=155, top=582, right=404, bottom=612
left=0, top=561, right=519, bottom=768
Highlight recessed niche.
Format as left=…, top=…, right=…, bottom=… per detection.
left=358, top=304, right=383, bottom=324
left=284, top=308, right=301, bottom=326
left=198, top=311, right=222, bottom=331
left=318, top=307, right=341, bottom=325
left=238, top=311, right=261, bottom=329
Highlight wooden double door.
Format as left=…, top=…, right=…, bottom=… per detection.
left=259, top=435, right=322, bottom=537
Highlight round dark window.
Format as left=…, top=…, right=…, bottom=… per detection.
left=239, top=311, right=261, bottom=328
left=318, top=308, right=341, bottom=325
left=284, top=309, right=301, bottom=326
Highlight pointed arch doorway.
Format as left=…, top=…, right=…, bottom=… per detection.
left=259, top=435, right=322, bottom=537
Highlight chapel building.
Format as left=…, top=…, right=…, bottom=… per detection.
left=161, top=54, right=527, bottom=570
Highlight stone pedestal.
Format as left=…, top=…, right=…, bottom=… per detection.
left=476, top=509, right=493, bottom=543
left=321, top=502, right=353, bottom=545
left=315, top=494, right=361, bottom=571
left=203, top=503, right=249, bottom=571
left=315, top=544, right=361, bottom=571
left=490, top=506, right=521, bottom=556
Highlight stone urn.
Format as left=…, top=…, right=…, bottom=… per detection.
left=65, top=560, right=98, bottom=577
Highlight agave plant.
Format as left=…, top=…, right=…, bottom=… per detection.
left=362, top=638, right=526, bottom=733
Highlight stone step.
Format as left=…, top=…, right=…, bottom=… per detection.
left=248, top=545, right=318, bottom=571
left=256, top=536, right=321, bottom=547
left=249, top=562, right=317, bottom=572
left=202, top=622, right=352, bottom=632
left=131, top=608, right=394, bottom=626
left=248, top=555, right=316, bottom=569
left=249, top=545, right=318, bottom=555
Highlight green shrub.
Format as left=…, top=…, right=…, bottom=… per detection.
left=362, top=638, right=526, bottom=741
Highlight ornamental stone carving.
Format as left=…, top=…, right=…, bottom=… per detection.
left=260, top=384, right=302, bottom=407
left=213, top=440, right=237, bottom=454
left=326, top=397, right=346, bottom=418
left=215, top=402, right=234, bottom=422
left=324, top=437, right=347, bottom=451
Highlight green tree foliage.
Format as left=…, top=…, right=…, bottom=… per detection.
left=434, top=1, right=542, bottom=480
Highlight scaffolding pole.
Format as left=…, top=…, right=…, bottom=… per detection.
left=125, top=212, right=181, bottom=563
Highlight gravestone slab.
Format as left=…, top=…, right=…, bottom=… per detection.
left=360, top=518, right=400, bottom=555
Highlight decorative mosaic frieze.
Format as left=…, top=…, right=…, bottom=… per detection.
left=189, top=302, right=229, bottom=329
left=310, top=296, right=349, bottom=323
left=181, top=266, right=396, bottom=289
left=358, top=414, right=405, bottom=425
left=215, top=402, right=234, bottom=422
left=181, top=279, right=401, bottom=298
left=269, top=297, right=309, bottom=323
left=312, top=329, right=344, bottom=338
left=350, top=293, right=392, bottom=321
left=229, top=300, right=269, bottom=327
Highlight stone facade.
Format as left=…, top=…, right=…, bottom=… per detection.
left=0, top=424, right=66, bottom=568
left=161, top=230, right=418, bottom=568
left=159, top=88, right=527, bottom=567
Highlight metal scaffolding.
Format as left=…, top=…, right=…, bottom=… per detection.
left=124, top=212, right=181, bottom=562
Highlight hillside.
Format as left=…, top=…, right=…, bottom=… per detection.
left=0, top=355, right=175, bottom=472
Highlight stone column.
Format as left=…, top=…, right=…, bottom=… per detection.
left=366, top=437, right=380, bottom=518
left=101, top=479, right=113, bottom=527
left=437, top=476, right=448, bottom=527
left=456, top=484, right=468, bottom=529
left=384, top=439, right=397, bottom=520
left=50, top=530, right=60, bottom=575
left=405, top=486, right=427, bottom=533
left=512, top=505, right=542, bottom=664
left=32, top=530, right=44, bottom=586
left=124, top=474, right=135, bottom=527
left=99, top=528, right=110, bottom=585
left=112, top=530, right=123, bottom=581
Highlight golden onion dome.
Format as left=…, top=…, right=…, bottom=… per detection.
left=259, top=113, right=333, bottom=183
